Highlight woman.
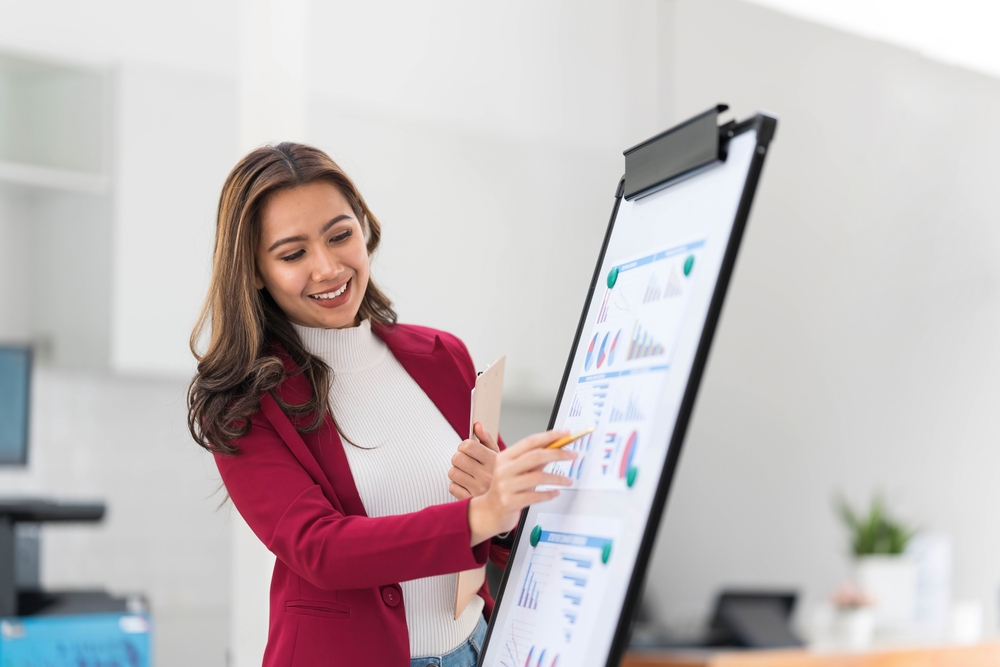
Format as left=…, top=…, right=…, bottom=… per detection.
left=187, top=142, right=574, bottom=667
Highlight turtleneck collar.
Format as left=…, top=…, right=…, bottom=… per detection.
left=292, top=319, right=388, bottom=372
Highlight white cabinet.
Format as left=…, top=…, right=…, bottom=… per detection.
left=0, top=52, right=112, bottom=370
left=0, top=52, right=239, bottom=375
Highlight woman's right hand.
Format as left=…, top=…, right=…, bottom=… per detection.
left=467, top=429, right=576, bottom=546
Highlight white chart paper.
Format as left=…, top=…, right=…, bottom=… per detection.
left=482, top=129, right=762, bottom=667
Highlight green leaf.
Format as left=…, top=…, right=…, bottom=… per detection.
left=835, top=492, right=915, bottom=556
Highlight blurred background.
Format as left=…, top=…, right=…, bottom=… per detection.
left=0, top=0, right=999, bottom=664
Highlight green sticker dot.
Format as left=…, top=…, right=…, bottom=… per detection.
left=683, top=255, right=695, bottom=276
left=607, top=267, right=619, bottom=288
left=601, top=542, right=612, bottom=564
left=530, top=525, right=542, bottom=547
left=626, top=466, right=638, bottom=488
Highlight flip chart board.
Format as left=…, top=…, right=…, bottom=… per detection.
left=479, top=107, right=777, bottom=667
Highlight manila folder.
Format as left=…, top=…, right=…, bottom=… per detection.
left=454, top=355, right=505, bottom=619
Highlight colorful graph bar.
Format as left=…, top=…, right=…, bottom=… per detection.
left=627, top=322, right=665, bottom=360
left=664, top=265, right=683, bottom=297
left=517, top=562, right=540, bottom=610
left=562, top=592, right=582, bottom=605
left=568, top=395, right=582, bottom=417
left=643, top=272, right=662, bottom=303
left=596, top=291, right=611, bottom=323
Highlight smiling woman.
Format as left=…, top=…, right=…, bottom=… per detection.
left=186, top=143, right=574, bottom=667
left=254, top=182, right=371, bottom=330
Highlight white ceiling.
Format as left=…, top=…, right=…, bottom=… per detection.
left=741, top=0, right=1000, bottom=79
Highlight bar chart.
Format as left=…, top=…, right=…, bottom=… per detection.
left=626, top=322, right=666, bottom=361
left=494, top=514, right=622, bottom=667
left=608, top=391, right=646, bottom=423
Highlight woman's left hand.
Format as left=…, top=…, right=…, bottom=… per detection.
left=448, top=422, right=500, bottom=499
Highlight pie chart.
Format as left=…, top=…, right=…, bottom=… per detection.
left=584, top=333, right=598, bottom=371
left=597, top=332, right=610, bottom=369
left=608, top=330, right=621, bottom=367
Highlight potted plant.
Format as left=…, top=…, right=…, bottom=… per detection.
left=830, top=582, right=876, bottom=648
left=837, top=495, right=918, bottom=632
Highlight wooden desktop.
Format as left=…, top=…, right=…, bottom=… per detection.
left=622, top=642, right=1000, bottom=667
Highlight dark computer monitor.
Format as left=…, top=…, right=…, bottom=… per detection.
left=0, top=345, right=31, bottom=466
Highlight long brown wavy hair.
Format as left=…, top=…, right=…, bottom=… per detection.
left=188, top=142, right=396, bottom=455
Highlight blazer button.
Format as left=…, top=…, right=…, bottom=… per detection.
left=381, top=585, right=400, bottom=607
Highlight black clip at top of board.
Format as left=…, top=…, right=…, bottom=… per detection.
left=623, top=103, right=731, bottom=201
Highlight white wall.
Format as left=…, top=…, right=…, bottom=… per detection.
left=0, top=0, right=238, bottom=77
left=111, top=62, right=238, bottom=376
left=304, top=0, right=673, bottom=402
left=642, top=0, right=1000, bottom=633
left=743, top=0, right=1000, bottom=80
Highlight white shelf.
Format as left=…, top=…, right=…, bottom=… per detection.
left=0, top=160, right=109, bottom=194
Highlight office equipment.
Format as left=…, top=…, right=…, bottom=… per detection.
left=709, top=592, right=801, bottom=649
left=479, top=107, right=777, bottom=667
left=0, top=501, right=150, bottom=666
left=0, top=499, right=106, bottom=618
left=0, top=612, right=152, bottom=666
left=631, top=590, right=801, bottom=650
left=0, top=348, right=149, bottom=662
left=0, top=346, right=31, bottom=466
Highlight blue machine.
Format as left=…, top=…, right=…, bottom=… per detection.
left=0, top=612, right=152, bottom=666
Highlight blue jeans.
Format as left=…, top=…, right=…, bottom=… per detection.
left=410, top=616, right=488, bottom=667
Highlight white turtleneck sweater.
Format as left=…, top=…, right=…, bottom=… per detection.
left=292, top=319, right=484, bottom=658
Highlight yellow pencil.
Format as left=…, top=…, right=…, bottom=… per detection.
left=545, top=426, right=596, bottom=449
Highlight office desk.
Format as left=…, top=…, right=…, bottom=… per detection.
left=622, top=643, right=1000, bottom=667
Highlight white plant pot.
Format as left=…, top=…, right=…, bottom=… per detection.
left=855, top=555, right=918, bottom=631
left=832, top=607, right=875, bottom=649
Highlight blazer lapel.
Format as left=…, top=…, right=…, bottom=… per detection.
left=315, top=414, right=369, bottom=518
left=376, top=325, right=474, bottom=441
left=259, top=392, right=346, bottom=515
left=265, top=360, right=369, bottom=518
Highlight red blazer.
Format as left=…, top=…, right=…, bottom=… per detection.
left=215, top=323, right=510, bottom=667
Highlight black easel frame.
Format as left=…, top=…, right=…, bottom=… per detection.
left=478, top=107, right=777, bottom=667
